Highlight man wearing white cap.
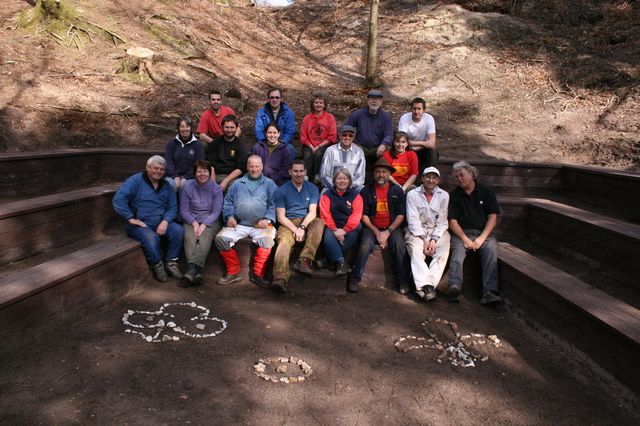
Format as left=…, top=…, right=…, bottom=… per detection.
left=404, top=166, right=450, bottom=301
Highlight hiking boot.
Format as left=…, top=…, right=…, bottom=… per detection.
left=448, top=285, right=461, bottom=303
left=295, top=257, right=314, bottom=275
left=315, top=258, right=328, bottom=270
left=217, top=273, right=242, bottom=286
left=347, top=278, right=360, bottom=293
left=249, top=272, right=272, bottom=288
left=335, top=261, right=348, bottom=277
left=165, top=261, right=183, bottom=279
left=151, top=261, right=168, bottom=282
left=192, top=265, right=204, bottom=286
left=271, top=278, right=287, bottom=294
left=480, top=291, right=502, bottom=305
left=424, top=285, right=437, bottom=301
left=397, top=282, right=410, bottom=295
left=178, top=264, right=196, bottom=288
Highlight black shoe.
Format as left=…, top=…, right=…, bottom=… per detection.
left=424, top=285, right=437, bottom=301
left=448, top=285, right=461, bottom=303
left=271, top=278, right=287, bottom=294
left=335, top=261, right=348, bottom=277
left=347, top=279, right=359, bottom=293
left=480, top=291, right=502, bottom=305
left=249, top=272, right=271, bottom=288
left=192, top=266, right=203, bottom=287
left=397, top=283, right=410, bottom=295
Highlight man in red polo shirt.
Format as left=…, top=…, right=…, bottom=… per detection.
left=197, top=90, right=241, bottom=145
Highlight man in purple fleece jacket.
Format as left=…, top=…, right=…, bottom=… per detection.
left=179, top=160, right=223, bottom=287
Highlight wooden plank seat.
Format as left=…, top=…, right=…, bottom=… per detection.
left=498, top=242, right=640, bottom=394
left=0, top=235, right=148, bottom=338
left=0, top=184, right=120, bottom=265
left=525, top=197, right=640, bottom=290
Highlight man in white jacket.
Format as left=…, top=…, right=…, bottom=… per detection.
left=404, top=166, right=450, bottom=301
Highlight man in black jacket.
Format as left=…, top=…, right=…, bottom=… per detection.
left=347, top=158, right=410, bottom=293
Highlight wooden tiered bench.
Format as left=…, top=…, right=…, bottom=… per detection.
left=0, top=184, right=120, bottom=265
left=0, top=236, right=147, bottom=340
left=499, top=243, right=640, bottom=394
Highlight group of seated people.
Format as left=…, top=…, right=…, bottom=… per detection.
left=113, top=87, right=502, bottom=304
left=113, top=149, right=503, bottom=305
left=163, top=88, right=436, bottom=195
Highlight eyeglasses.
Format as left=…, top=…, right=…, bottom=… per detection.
left=341, top=134, right=355, bottom=138
left=269, top=96, right=281, bottom=100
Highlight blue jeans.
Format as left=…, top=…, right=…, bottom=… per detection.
left=126, top=222, right=184, bottom=265
left=448, top=229, right=499, bottom=294
left=322, top=224, right=362, bottom=263
left=350, top=227, right=409, bottom=285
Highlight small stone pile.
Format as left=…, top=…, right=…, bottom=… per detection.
left=394, top=317, right=503, bottom=368
left=122, top=302, right=228, bottom=343
left=254, top=356, right=312, bottom=384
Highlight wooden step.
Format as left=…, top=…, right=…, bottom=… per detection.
left=0, top=236, right=147, bottom=337
left=498, top=242, right=640, bottom=394
left=0, top=184, right=120, bottom=265
left=525, top=198, right=640, bottom=290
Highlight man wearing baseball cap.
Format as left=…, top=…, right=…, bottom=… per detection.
left=404, top=166, right=450, bottom=301
left=344, top=90, right=393, bottom=165
left=348, top=157, right=409, bottom=293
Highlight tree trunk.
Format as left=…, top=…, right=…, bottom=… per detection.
left=365, top=0, right=379, bottom=87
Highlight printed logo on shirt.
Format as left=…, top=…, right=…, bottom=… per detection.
left=376, top=200, right=389, bottom=214
left=189, top=148, right=196, bottom=156
left=394, top=164, right=410, bottom=176
left=230, top=149, right=236, bottom=157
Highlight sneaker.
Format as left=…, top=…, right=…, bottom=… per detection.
left=424, top=285, right=437, bottom=301
left=271, top=278, right=287, bottom=294
left=249, top=272, right=272, bottom=288
left=192, top=266, right=203, bottom=287
left=448, top=285, right=461, bottom=303
left=165, top=261, right=183, bottom=279
left=335, top=261, right=348, bottom=277
left=295, top=257, right=314, bottom=275
left=415, top=289, right=426, bottom=300
left=480, top=291, right=502, bottom=305
left=397, top=282, right=410, bottom=295
left=217, top=273, right=242, bottom=286
left=151, top=261, right=168, bottom=282
left=347, top=278, right=359, bottom=293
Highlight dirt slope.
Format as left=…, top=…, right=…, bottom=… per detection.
left=0, top=0, right=638, bottom=170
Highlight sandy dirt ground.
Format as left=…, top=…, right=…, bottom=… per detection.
left=1, top=275, right=639, bottom=425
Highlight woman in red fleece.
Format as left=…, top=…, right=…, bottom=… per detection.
left=319, top=168, right=363, bottom=276
left=300, top=93, right=337, bottom=183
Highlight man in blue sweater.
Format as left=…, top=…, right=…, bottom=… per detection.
left=113, top=155, right=185, bottom=282
left=254, top=87, right=296, bottom=158
left=345, top=90, right=393, bottom=166
left=214, top=155, right=278, bottom=288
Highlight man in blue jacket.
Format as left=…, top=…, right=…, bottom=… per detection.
left=214, top=155, right=278, bottom=288
left=254, top=87, right=296, bottom=158
left=348, top=157, right=409, bottom=293
left=113, top=155, right=185, bottom=282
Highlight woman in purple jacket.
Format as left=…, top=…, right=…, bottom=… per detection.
left=251, top=122, right=293, bottom=186
left=179, top=160, right=223, bottom=287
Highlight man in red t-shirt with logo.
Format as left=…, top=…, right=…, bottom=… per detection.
left=197, top=90, right=241, bottom=145
left=347, top=157, right=410, bottom=293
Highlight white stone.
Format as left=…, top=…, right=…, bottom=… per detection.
left=195, top=323, right=206, bottom=330
left=167, top=321, right=176, bottom=328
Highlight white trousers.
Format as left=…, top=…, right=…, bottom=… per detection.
left=214, top=224, right=276, bottom=251
left=405, top=230, right=450, bottom=290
